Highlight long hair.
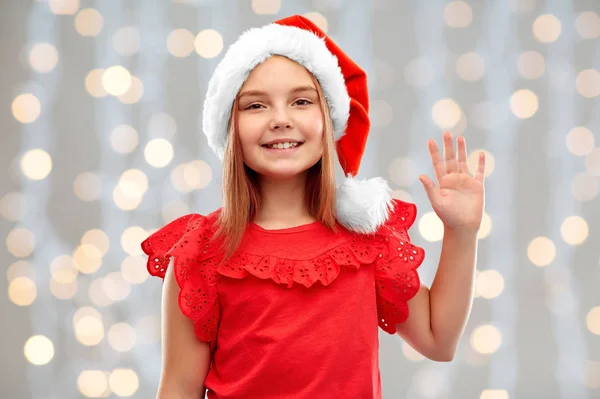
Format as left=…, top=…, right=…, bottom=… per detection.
left=213, top=73, right=338, bottom=262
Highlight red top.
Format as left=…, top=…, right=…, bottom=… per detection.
left=141, top=199, right=425, bottom=399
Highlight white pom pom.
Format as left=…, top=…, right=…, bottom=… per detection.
left=335, top=175, right=393, bottom=234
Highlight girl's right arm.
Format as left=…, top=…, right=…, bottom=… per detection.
left=156, top=258, right=211, bottom=399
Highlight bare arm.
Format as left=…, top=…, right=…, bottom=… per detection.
left=395, top=228, right=478, bottom=362
left=157, top=258, right=212, bottom=399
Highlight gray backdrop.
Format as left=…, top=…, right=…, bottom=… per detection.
left=1, top=0, right=599, bottom=398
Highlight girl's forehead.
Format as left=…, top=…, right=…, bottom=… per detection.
left=241, top=58, right=316, bottom=92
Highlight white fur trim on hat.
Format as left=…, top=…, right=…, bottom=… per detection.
left=202, top=23, right=351, bottom=161
left=335, top=175, right=393, bottom=234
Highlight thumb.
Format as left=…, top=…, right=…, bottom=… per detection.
left=419, top=175, right=440, bottom=204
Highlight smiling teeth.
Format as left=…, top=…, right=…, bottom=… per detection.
left=267, top=142, right=300, bottom=149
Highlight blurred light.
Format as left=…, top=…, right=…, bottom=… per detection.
left=585, top=148, right=600, bottom=176
left=121, top=227, right=147, bottom=256
left=475, top=269, right=504, bottom=299
left=1, top=192, right=27, bottom=222
left=572, top=172, right=598, bottom=202
left=303, top=12, right=328, bottom=33
left=49, top=0, right=79, bottom=15
left=21, top=149, right=52, bottom=180
left=85, top=69, right=108, bottom=98
left=507, top=0, right=535, bottom=12
left=370, top=99, right=393, bottom=127
left=404, top=56, right=435, bottom=88
left=6, top=227, right=35, bottom=258
left=444, top=1, right=472, bottom=28
left=468, top=149, right=495, bottom=178
left=456, top=52, right=485, bottom=81
left=113, top=27, right=140, bottom=56
left=103, top=272, right=131, bottom=301
left=470, top=324, right=502, bottom=354
left=252, top=0, right=281, bottom=15
left=78, top=370, right=109, bottom=398
left=576, top=11, right=600, bottom=39
left=194, top=29, right=223, bottom=59
left=109, top=369, right=139, bottom=397
left=510, top=89, right=538, bottom=119
left=12, top=93, right=41, bottom=124
left=587, top=307, right=600, bottom=335
left=7, top=260, right=34, bottom=282
left=110, top=125, right=139, bottom=154
left=102, top=66, right=132, bottom=96
left=50, top=278, right=78, bottom=300
left=388, top=157, right=417, bottom=187
left=171, top=163, right=194, bottom=193
left=586, top=360, right=600, bottom=389
left=576, top=69, right=600, bottom=98
left=73, top=244, right=103, bottom=274
left=528, top=236, right=556, bottom=267
left=517, top=51, right=545, bottom=79
left=118, top=169, right=148, bottom=199
left=29, top=43, right=59, bottom=73
left=432, top=98, right=462, bottom=129
left=418, top=212, right=444, bottom=242
left=24, top=335, right=54, bottom=365
left=113, top=186, right=142, bottom=211
left=82, top=230, right=110, bottom=257
left=50, top=255, right=78, bottom=284
left=118, top=76, right=144, bottom=104
left=161, top=200, right=190, bottom=224
left=74, top=172, right=102, bottom=202
left=560, top=216, right=588, bottom=245
left=148, top=112, right=177, bottom=139
left=477, top=212, right=492, bottom=239
left=532, top=14, right=561, bottom=43
left=167, top=29, right=195, bottom=57
left=89, top=279, right=113, bottom=307
left=8, top=276, right=36, bottom=306
left=566, top=127, right=594, bottom=156
left=144, top=138, right=174, bottom=168
left=108, top=323, right=136, bottom=352
left=75, top=8, right=103, bottom=37
left=402, top=341, right=425, bottom=362
left=121, top=256, right=149, bottom=284
left=480, top=390, right=509, bottom=399
left=184, top=160, right=212, bottom=190
left=74, top=310, right=104, bottom=346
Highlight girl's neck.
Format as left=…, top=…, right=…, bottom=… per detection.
left=254, top=173, right=316, bottom=228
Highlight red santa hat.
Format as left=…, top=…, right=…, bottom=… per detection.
left=202, top=15, right=393, bottom=234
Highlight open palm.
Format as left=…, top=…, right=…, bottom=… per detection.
left=419, top=132, right=486, bottom=231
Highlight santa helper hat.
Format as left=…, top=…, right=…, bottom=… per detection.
left=202, top=15, right=393, bottom=234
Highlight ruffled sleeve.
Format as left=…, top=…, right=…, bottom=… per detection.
left=372, top=199, right=425, bottom=334
left=141, top=214, right=220, bottom=344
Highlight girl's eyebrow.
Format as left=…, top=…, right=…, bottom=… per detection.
left=238, top=85, right=317, bottom=99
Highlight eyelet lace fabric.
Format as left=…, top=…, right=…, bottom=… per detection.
left=141, top=199, right=425, bottom=341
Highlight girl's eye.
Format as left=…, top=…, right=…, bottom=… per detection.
left=294, top=99, right=312, bottom=106
left=246, top=104, right=264, bottom=110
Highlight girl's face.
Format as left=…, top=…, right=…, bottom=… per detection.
left=235, top=55, right=324, bottom=180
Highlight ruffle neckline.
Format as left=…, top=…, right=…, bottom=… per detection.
left=142, top=199, right=425, bottom=338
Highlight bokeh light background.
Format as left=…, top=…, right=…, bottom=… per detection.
left=1, top=0, right=599, bottom=398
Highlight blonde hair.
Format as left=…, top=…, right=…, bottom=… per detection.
left=213, top=73, right=338, bottom=262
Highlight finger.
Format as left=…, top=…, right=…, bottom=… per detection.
left=444, top=131, right=459, bottom=174
left=428, top=139, right=446, bottom=183
left=419, top=174, right=441, bottom=205
left=473, top=151, right=486, bottom=182
left=457, top=136, right=468, bottom=174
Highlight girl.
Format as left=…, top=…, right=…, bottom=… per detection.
left=142, top=15, right=486, bottom=399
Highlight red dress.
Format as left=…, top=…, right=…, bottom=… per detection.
left=141, top=199, right=425, bottom=399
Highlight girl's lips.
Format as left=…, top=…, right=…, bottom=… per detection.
left=261, top=142, right=304, bottom=153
